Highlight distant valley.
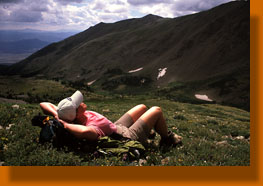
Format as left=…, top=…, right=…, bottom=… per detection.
left=0, top=29, right=79, bottom=64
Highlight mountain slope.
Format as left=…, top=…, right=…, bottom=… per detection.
left=4, top=1, right=250, bottom=109
left=7, top=1, right=249, bottom=81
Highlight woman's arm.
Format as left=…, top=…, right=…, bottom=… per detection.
left=40, top=102, right=58, bottom=119
left=58, top=119, right=99, bottom=141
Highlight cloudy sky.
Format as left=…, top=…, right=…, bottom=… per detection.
left=0, top=0, right=234, bottom=31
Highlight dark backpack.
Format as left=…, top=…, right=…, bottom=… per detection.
left=31, top=114, right=77, bottom=148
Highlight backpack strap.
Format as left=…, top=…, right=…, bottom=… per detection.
left=31, top=114, right=49, bottom=128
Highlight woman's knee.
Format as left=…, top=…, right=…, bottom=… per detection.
left=138, top=104, right=147, bottom=111
left=149, top=106, right=162, bottom=114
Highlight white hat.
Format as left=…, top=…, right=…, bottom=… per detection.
left=57, top=90, right=83, bottom=121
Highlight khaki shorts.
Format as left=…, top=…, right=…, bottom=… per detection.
left=114, top=113, right=150, bottom=144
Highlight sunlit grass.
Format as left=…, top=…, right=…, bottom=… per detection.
left=0, top=77, right=250, bottom=166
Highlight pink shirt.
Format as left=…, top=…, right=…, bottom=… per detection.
left=84, top=111, right=117, bottom=138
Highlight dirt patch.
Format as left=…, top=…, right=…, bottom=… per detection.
left=0, top=97, right=27, bottom=104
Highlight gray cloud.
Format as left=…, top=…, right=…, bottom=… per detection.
left=9, top=9, right=43, bottom=22
left=55, top=0, right=84, bottom=5
left=115, top=0, right=126, bottom=5
left=0, top=0, right=49, bottom=22
left=127, top=0, right=172, bottom=5
left=172, top=0, right=232, bottom=12
left=0, top=0, right=24, bottom=3
left=92, top=0, right=105, bottom=10
left=0, top=0, right=235, bottom=31
left=0, top=0, right=84, bottom=5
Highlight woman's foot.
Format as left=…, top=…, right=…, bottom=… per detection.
left=159, top=131, right=182, bottom=147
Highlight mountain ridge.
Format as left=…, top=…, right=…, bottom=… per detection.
left=2, top=1, right=250, bottom=110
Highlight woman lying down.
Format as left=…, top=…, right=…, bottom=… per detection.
left=40, top=90, right=182, bottom=147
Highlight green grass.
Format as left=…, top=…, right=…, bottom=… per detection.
left=0, top=77, right=250, bottom=166
left=0, top=98, right=250, bottom=166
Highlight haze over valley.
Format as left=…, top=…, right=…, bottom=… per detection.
left=0, top=29, right=78, bottom=64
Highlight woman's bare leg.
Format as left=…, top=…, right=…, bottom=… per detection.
left=126, top=104, right=147, bottom=122
left=138, top=106, right=168, bottom=138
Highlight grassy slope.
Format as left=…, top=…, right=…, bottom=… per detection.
left=6, top=2, right=249, bottom=84
left=0, top=78, right=250, bottom=166
left=2, top=2, right=249, bottom=112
